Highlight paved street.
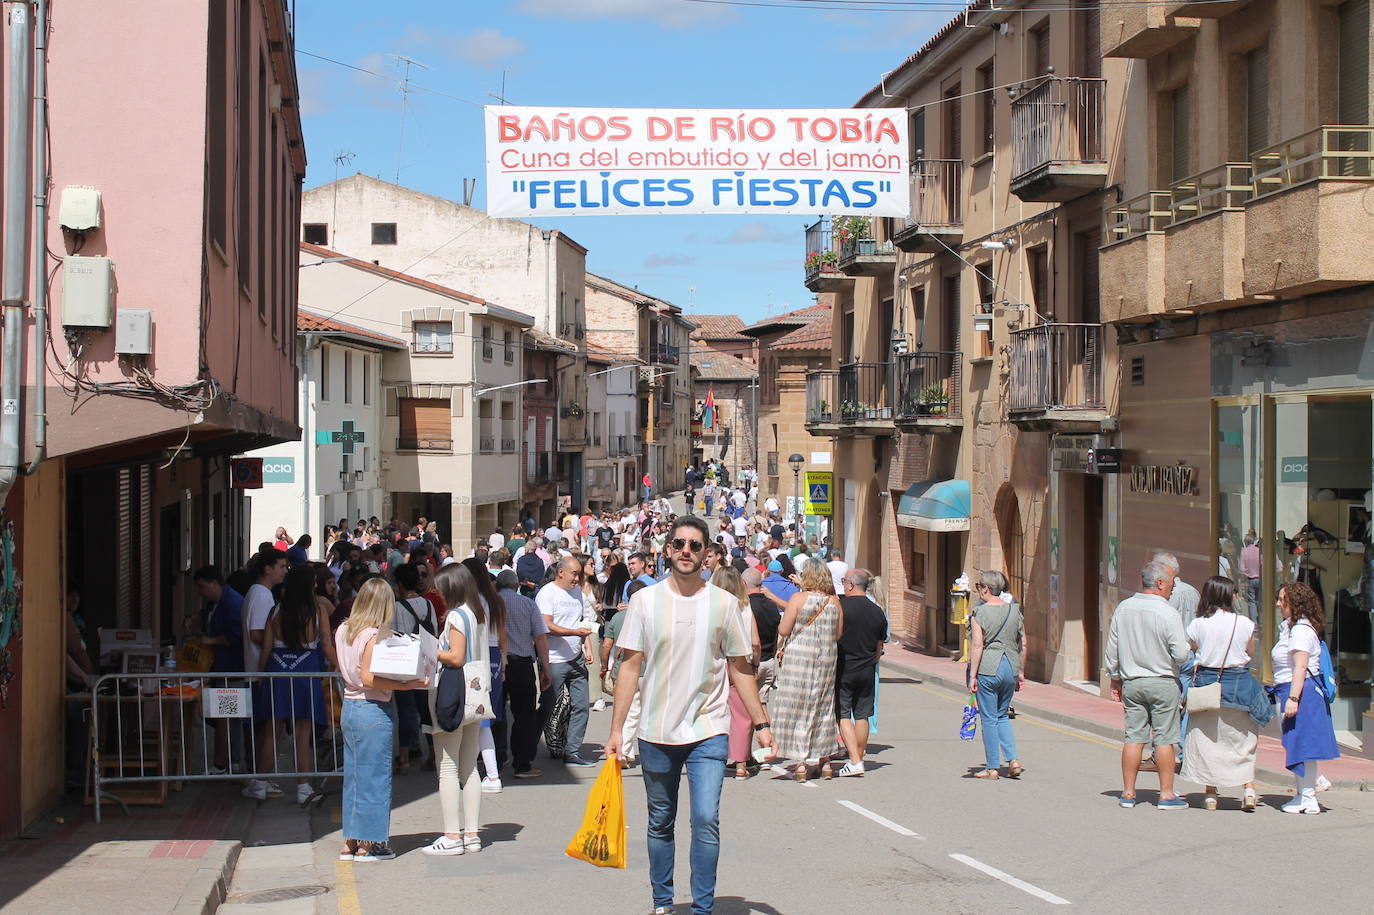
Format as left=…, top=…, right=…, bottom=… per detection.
left=219, top=669, right=1374, bottom=914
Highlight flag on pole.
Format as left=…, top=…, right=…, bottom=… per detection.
left=702, top=386, right=716, bottom=430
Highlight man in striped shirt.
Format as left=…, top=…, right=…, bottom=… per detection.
left=606, top=516, right=774, bottom=915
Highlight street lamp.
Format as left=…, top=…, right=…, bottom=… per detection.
left=788, top=453, right=805, bottom=545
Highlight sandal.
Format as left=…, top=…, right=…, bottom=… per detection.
left=973, top=768, right=1000, bottom=779
left=793, top=764, right=809, bottom=784
left=1242, top=788, right=1257, bottom=811
left=734, top=763, right=748, bottom=779
left=1007, top=764, right=1024, bottom=779
left=821, top=762, right=833, bottom=780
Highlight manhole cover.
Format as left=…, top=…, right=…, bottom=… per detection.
left=226, top=885, right=330, bottom=904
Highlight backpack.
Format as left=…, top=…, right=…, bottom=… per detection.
left=1317, top=640, right=1338, bottom=708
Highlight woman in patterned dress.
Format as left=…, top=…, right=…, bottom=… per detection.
left=768, top=561, right=844, bottom=782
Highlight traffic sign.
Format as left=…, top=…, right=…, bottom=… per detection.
left=804, top=471, right=833, bottom=515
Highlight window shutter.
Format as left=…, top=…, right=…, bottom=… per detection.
left=451, top=388, right=464, bottom=417
left=1171, top=84, right=1190, bottom=181
left=386, top=387, right=398, bottom=416
left=1246, top=45, right=1270, bottom=155
left=943, top=274, right=961, bottom=354
left=399, top=397, right=452, bottom=448
left=1082, top=0, right=1102, bottom=79
left=1338, top=0, right=1370, bottom=125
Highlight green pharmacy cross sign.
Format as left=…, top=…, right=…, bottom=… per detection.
left=317, top=419, right=365, bottom=455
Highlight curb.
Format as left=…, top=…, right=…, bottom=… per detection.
left=880, top=656, right=1372, bottom=792
left=171, top=840, right=242, bottom=915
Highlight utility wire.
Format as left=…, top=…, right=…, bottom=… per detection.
left=296, top=49, right=489, bottom=108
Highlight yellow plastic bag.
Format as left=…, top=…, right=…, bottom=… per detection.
left=565, top=755, right=626, bottom=868
left=177, top=638, right=213, bottom=673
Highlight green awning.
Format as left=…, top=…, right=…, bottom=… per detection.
left=896, top=478, right=971, bottom=532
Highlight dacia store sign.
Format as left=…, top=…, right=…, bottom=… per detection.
left=261, top=457, right=295, bottom=483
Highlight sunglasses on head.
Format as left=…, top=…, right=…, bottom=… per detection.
left=671, top=537, right=705, bottom=554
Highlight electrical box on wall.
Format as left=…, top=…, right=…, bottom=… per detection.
left=59, top=185, right=102, bottom=231
left=61, top=255, right=115, bottom=327
left=115, top=309, right=153, bottom=355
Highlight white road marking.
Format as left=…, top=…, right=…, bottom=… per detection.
left=836, top=800, right=924, bottom=839
left=949, top=854, right=1070, bottom=906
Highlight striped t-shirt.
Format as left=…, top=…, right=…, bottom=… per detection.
left=616, top=579, right=750, bottom=746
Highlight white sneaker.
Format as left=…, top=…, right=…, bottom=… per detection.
left=264, top=780, right=284, bottom=798
left=592, top=699, right=608, bottom=712
left=421, top=835, right=465, bottom=857
left=240, top=779, right=268, bottom=800
left=838, top=761, right=865, bottom=777
left=481, top=776, right=503, bottom=794
left=296, top=783, right=315, bottom=805
left=1281, top=791, right=1321, bottom=814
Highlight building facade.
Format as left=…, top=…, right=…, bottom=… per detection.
left=299, top=174, right=590, bottom=516
left=743, top=304, right=834, bottom=525
left=295, top=245, right=535, bottom=554
left=1098, top=0, right=1374, bottom=742
left=584, top=274, right=695, bottom=494
left=803, top=1, right=1127, bottom=679
left=245, top=311, right=404, bottom=553
left=0, top=0, right=303, bottom=836
left=691, top=350, right=759, bottom=478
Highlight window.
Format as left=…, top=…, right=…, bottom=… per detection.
left=302, top=223, right=328, bottom=245
left=371, top=222, right=397, bottom=245
left=977, top=62, right=995, bottom=157
left=941, top=274, right=961, bottom=354
left=1074, top=229, right=1100, bottom=324
left=398, top=397, right=452, bottom=451
left=1170, top=84, right=1190, bottom=182
left=478, top=398, right=495, bottom=453
left=206, top=0, right=228, bottom=252
left=943, top=82, right=962, bottom=161
left=256, top=54, right=267, bottom=323
left=975, top=267, right=995, bottom=357
left=1245, top=44, right=1270, bottom=155
left=1080, top=0, right=1102, bottom=78
left=413, top=321, right=453, bottom=354
left=319, top=346, right=330, bottom=401
left=1031, top=23, right=1050, bottom=78
left=1338, top=0, right=1370, bottom=125
left=1028, top=245, right=1051, bottom=320
left=501, top=400, right=516, bottom=452
left=503, top=329, right=515, bottom=363
left=1130, top=356, right=1145, bottom=386
left=842, top=309, right=856, bottom=362
left=234, top=0, right=250, bottom=292
left=481, top=324, right=494, bottom=361
left=911, top=108, right=926, bottom=160
left=362, top=355, right=372, bottom=406
left=343, top=349, right=353, bottom=404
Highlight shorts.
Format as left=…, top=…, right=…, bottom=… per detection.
left=1122, top=676, right=1181, bottom=748
left=836, top=666, right=877, bottom=720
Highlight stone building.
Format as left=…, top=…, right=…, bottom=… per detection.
left=691, top=349, right=759, bottom=476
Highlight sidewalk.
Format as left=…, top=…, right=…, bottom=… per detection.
left=0, top=783, right=255, bottom=914
left=881, top=644, right=1374, bottom=790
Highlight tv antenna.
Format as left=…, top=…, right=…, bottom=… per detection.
left=393, top=55, right=431, bottom=183
left=331, top=150, right=355, bottom=247
left=487, top=70, right=513, bottom=106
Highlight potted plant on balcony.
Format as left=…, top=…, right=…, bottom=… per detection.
left=834, top=217, right=875, bottom=256
left=919, top=383, right=949, bottom=416
left=804, top=250, right=840, bottom=275
left=814, top=398, right=831, bottom=422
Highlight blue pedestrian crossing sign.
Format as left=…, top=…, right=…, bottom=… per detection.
left=804, top=471, right=833, bottom=515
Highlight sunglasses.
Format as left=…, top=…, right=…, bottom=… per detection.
left=670, top=537, right=705, bottom=554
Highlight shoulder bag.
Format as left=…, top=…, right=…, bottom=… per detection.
left=1186, top=612, right=1240, bottom=713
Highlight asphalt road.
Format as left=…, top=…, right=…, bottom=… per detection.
left=220, top=667, right=1374, bottom=915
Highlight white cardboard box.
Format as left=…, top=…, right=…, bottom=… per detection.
left=370, top=635, right=425, bottom=680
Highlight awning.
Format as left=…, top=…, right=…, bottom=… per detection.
left=896, top=478, right=971, bottom=532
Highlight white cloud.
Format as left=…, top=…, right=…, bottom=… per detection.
left=296, top=69, right=329, bottom=118
left=452, top=28, right=526, bottom=69
left=644, top=254, right=697, bottom=268
left=518, top=0, right=732, bottom=28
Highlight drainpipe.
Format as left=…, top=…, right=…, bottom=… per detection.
left=300, top=333, right=317, bottom=547
left=24, top=0, right=46, bottom=475
left=0, top=1, right=35, bottom=508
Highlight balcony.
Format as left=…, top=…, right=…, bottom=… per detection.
left=479, top=435, right=495, bottom=454
left=1008, top=324, right=1112, bottom=432
left=893, top=350, right=962, bottom=433
left=804, top=370, right=840, bottom=435
left=835, top=218, right=897, bottom=276
left=501, top=437, right=516, bottom=453
left=1010, top=78, right=1107, bottom=203
left=892, top=158, right=963, bottom=253
left=1100, top=4, right=1198, bottom=58
left=396, top=437, right=453, bottom=452
left=804, top=218, right=851, bottom=293
left=649, top=342, right=680, bottom=365
left=526, top=451, right=553, bottom=485
left=838, top=362, right=894, bottom=435
left=1165, top=0, right=1247, bottom=18
left=1244, top=126, right=1374, bottom=299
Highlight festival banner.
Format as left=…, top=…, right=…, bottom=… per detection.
left=485, top=106, right=909, bottom=217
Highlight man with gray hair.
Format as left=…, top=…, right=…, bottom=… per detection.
left=1105, top=561, right=1190, bottom=809
left=836, top=568, right=889, bottom=776
left=1153, top=551, right=1200, bottom=623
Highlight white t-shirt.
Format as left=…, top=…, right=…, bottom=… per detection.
left=536, top=582, right=588, bottom=663
left=615, top=581, right=750, bottom=745
left=242, top=583, right=276, bottom=672
left=827, top=559, right=849, bottom=597
left=731, top=490, right=746, bottom=507
left=731, top=515, right=749, bottom=537
left=1271, top=619, right=1322, bottom=684
left=1185, top=611, right=1254, bottom=668
left=488, top=532, right=505, bottom=550
left=764, top=497, right=780, bottom=514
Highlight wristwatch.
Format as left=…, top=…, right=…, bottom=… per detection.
left=1288, top=693, right=1302, bottom=703
left=754, top=721, right=772, bottom=732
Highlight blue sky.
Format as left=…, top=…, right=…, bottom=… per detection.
left=293, top=0, right=947, bottom=325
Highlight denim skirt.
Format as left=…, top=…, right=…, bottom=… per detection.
left=342, top=699, right=396, bottom=843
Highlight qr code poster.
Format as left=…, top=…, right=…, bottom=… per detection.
left=202, top=687, right=251, bottom=718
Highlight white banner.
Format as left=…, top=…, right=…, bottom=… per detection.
left=485, top=106, right=909, bottom=218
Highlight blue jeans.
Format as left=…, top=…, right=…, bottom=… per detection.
left=704, top=496, right=714, bottom=516
left=547, top=658, right=590, bottom=760
left=342, top=699, right=396, bottom=843
left=976, top=656, right=1019, bottom=768
left=639, top=734, right=728, bottom=914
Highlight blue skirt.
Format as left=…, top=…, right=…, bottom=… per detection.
left=261, top=646, right=328, bottom=724
left=481, top=645, right=505, bottom=730
left=1278, top=678, right=1340, bottom=773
